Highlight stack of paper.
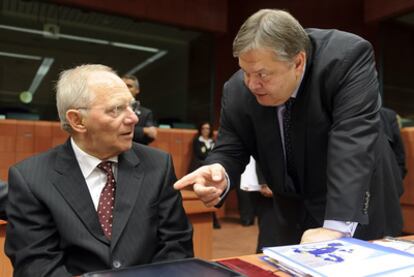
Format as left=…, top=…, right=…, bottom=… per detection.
left=263, top=238, right=414, bottom=276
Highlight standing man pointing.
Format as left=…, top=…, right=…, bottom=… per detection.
left=174, top=9, right=403, bottom=245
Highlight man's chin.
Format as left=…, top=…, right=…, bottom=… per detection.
left=256, top=97, right=278, bottom=107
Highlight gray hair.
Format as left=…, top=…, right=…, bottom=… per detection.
left=233, top=9, right=310, bottom=62
left=56, top=64, right=115, bottom=132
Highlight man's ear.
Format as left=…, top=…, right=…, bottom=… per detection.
left=66, top=109, right=86, bottom=133
left=294, top=51, right=306, bottom=77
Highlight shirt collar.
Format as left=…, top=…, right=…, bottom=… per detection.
left=71, top=137, right=118, bottom=179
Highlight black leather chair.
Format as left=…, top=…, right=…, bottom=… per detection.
left=0, top=180, right=7, bottom=220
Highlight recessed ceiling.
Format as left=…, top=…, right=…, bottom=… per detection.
left=0, top=0, right=205, bottom=121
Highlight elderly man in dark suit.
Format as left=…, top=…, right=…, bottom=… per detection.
left=5, top=64, right=193, bottom=277
left=175, top=9, right=403, bottom=246
left=122, top=74, right=157, bottom=145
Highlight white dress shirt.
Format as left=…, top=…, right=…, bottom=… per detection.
left=71, top=138, right=118, bottom=210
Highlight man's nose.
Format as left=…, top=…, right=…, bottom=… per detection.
left=246, top=76, right=261, bottom=91
left=125, top=108, right=139, bottom=124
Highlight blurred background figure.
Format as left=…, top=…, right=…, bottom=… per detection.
left=380, top=107, right=407, bottom=181
left=122, top=74, right=157, bottom=145
left=188, top=121, right=221, bottom=229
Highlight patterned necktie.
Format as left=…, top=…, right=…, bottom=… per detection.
left=283, top=98, right=295, bottom=178
left=97, top=161, right=116, bottom=239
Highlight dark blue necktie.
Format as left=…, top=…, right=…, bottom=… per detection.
left=283, top=98, right=295, bottom=179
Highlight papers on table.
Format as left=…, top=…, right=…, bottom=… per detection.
left=263, top=237, right=414, bottom=277
left=373, top=236, right=414, bottom=255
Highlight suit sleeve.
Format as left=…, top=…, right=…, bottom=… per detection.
left=324, top=39, right=381, bottom=223
left=5, top=166, right=72, bottom=277
left=205, top=81, right=250, bottom=188
left=389, top=114, right=407, bottom=180
left=151, top=155, right=194, bottom=262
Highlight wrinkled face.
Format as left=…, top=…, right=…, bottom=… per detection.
left=80, top=72, right=138, bottom=159
left=122, top=78, right=140, bottom=98
left=200, top=123, right=211, bottom=138
left=239, top=48, right=305, bottom=106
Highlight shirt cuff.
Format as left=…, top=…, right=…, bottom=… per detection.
left=323, top=220, right=358, bottom=237
left=218, top=172, right=231, bottom=202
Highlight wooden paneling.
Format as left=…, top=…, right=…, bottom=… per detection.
left=34, top=121, right=53, bottom=153
left=52, top=0, right=228, bottom=33
left=365, top=0, right=414, bottom=22
left=51, top=122, right=69, bottom=147
left=0, top=120, right=17, bottom=181
left=401, top=127, right=414, bottom=233
left=0, top=221, right=12, bottom=277
left=150, top=128, right=196, bottom=179
left=181, top=190, right=215, bottom=259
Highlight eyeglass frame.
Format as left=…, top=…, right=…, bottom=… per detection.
left=76, top=100, right=138, bottom=118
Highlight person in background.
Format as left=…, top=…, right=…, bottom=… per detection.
left=5, top=64, right=193, bottom=277
left=174, top=9, right=403, bottom=246
left=380, top=107, right=407, bottom=181
left=188, top=121, right=221, bottom=229
left=122, top=74, right=157, bottom=145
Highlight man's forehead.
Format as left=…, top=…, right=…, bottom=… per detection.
left=239, top=58, right=267, bottom=73
left=88, top=71, right=122, bottom=86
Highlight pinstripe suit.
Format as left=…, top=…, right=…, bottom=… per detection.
left=5, top=140, right=193, bottom=277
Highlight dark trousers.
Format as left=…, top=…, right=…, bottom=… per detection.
left=236, top=186, right=256, bottom=225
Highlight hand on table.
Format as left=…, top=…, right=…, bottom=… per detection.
left=300, top=227, right=345, bottom=244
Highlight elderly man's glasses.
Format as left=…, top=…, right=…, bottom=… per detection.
left=78, top=100, right=138, bottom=118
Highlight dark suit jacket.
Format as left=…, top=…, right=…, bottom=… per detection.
left=133, top=104, right=156, bottom=145
left=207, top=29, right=403, bottom=242
left=5, top=140, right=193, bottom=277
left=380, top=107, right=407, bottom=182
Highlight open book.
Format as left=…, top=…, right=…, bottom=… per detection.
left=263, top=237, right=414, bottom=276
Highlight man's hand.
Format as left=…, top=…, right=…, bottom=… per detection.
left=173, top=163, right=228, bottom=207
left=143, top=126, right=157, bottom=139
left=300, top=227, right=345, bottom=244
left=259, top=184, right=273, bottom=198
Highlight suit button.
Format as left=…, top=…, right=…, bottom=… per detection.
left=113, top=260, right=121, bottom=268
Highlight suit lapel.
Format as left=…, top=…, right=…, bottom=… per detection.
left=111, top=147, right=142, bottom=249
left=291, top=54, right=313, bottom=194
left=51, top=140, right=108, bottom=244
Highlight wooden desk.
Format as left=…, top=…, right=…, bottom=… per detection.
left=181, top=190, right=216, bottom=259
left=0, top=220, right=12, bottom=277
